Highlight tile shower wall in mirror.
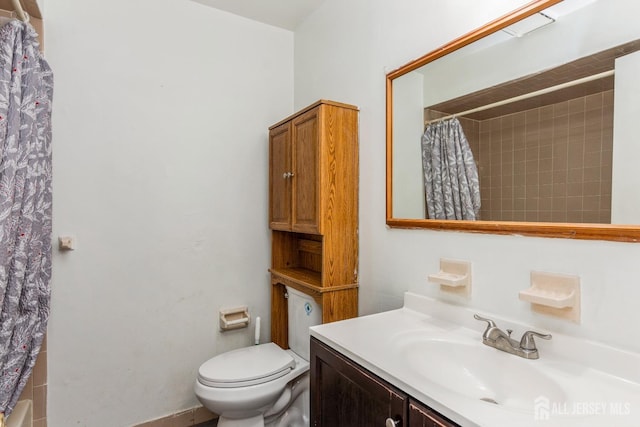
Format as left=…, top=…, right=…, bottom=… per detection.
left=427, top=91, right=613, bottom=223
left=478, top=92, right=612, bottom=223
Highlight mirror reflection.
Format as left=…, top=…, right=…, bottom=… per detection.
left=390, top=0, right=640, bottom=226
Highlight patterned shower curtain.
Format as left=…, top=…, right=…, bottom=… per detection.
left=421, top=118, right=480, bottom=220
left=0, top=20, right=53, bottom=418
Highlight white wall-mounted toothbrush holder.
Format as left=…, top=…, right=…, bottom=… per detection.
left=519, top=271, right=581, bottom=323
left=428, top=258, right=471, bottom=298
left=219, top=306, right=251, bottom=331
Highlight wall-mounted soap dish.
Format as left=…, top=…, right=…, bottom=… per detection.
left=519, top=271, right=580, bottom=322
left=519, top=287, right=576, bottom=308
left=428, top=258, right=471, bottom=297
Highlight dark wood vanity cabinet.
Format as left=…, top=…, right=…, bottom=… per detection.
left=311, top=337, right=459, bottom=427
left=311, top=337, right=406, bottom=426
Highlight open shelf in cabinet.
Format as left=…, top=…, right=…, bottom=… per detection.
left=271, top=231, right=323, bottom=280
left=270, top=231, right=358, bottom=348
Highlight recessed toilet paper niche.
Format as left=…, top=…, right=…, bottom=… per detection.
left=219, top=306, right=250, bottom=331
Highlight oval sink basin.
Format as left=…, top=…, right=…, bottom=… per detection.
left=393, top=334, right=567, bottom=412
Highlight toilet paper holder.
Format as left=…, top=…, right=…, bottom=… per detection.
left=219, top=306, right=251, bottom=331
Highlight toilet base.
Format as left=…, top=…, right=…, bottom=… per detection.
left=265, top=382, right=309, bottom=427
left=266, top=402, right=307, bottom=427
left=218, top=415, right=264, bottom=427
left=215, top=378, right=309, bottom=427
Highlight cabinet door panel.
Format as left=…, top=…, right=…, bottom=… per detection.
left=269, top=123, right=292, bottom=230
left=409, top=400, right=459, bottom=427
left=311, top=338, right=407, bottom=427
left=292, top=109, right=320, bottom=234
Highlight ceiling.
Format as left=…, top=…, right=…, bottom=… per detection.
left=191, top=0, right=325, bottom=31
left=190, top=0, right=596, bottom=33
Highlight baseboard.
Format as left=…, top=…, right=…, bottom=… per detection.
left=133, top=406, right=216, bottom=427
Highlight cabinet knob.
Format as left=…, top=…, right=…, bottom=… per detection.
left=385, top=417, right=400, bottom=427
left=282, top=172, right=295, bottom=179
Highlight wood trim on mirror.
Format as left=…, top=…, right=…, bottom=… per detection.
left=385, top=0, right=640, bottom=242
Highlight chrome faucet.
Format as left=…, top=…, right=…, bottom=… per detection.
left=474, top=314, right=551, bottom=360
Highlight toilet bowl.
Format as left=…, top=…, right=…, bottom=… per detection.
left=195, top=287, right=320, bottom=427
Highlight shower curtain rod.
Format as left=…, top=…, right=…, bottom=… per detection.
left=425, top=69, right=615, bottom=125
left=10, top=0, right=27, bottom=21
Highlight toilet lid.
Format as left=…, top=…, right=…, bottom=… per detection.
left=198, top=342, right=296, bottom=388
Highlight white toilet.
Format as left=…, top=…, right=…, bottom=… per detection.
left=195, top=286, right=321, bottom=427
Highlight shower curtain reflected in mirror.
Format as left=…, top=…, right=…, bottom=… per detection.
left=422, top=118, right=481, bottom=220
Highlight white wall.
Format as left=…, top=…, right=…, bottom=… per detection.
left=45, top=0, right=293, bottom=425
left=294, top=0, right=640, bottom=353
left=391, top=72, right=424, bottom=219
left=612, top=51, right=640, bottom=223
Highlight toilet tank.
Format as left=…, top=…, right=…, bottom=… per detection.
left=286, top=286, right=322, bottom=361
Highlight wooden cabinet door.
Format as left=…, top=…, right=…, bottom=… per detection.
left=311, top=338, right=407, bottom=427
left=269, top=122, right=292, bottom=230
left=409, top=400, right=459, bottom=427
left=291, top=108, right=320, bottom=234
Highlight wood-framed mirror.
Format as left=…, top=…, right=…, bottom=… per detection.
left=386, top=0, right=640, bottom=242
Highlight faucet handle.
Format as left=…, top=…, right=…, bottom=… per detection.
left=474, top=314, right=497, bottom=328
left=519, top=330, right=552, bottom=351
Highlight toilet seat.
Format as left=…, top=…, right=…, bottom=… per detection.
left=198, top=342, right=296, bottom=388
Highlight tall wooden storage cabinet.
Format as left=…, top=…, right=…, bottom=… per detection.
left=269, top=100, right=359, bottom=348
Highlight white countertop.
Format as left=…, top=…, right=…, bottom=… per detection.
left=310, top=292, right=640, bottom=427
